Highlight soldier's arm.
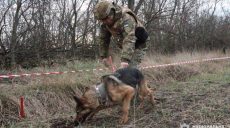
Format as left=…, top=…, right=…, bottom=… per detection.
left=98, top=24, right=111, bottom=59
left=121, top=14, right=137, bottom=63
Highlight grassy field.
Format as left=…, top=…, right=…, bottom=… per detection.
left=0, top=51, right=230, bottom=128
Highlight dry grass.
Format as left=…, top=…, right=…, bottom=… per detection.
left=0, top=51, right=230, bottom=127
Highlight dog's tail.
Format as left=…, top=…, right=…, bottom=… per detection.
left=139, top=78, right=154, bottom=93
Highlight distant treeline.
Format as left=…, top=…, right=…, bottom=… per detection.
left=0, top=0, right=229, bottom=69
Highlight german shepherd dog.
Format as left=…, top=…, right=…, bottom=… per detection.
left=73, top=67, right=155, bottom=126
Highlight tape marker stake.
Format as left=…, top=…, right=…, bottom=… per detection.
left=19, top=96, right=26, bottom=119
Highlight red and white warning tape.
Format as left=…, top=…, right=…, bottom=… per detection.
left=140, top=56, right=230, bottom=69
left=0, top=56, right=230, bottom=79
left=0, top=68, right=110, bottom=79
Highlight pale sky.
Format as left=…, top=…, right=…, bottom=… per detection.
left=81, top=0, right=230, bottom=16
left=204, top=0, right=230, bottom=16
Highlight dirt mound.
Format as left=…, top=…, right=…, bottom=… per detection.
left=0, top=86, right=79, bottom=127
left=144, top=65, right=199, bottom=83
left=50, top=117, right=75, bottom=128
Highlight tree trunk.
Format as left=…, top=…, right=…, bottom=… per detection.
left=10, top=0, right=22, bottom=67
left=134, top=0, right=144, bottom=14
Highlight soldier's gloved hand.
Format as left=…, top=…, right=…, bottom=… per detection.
left=120, top=62, right=129, bottom=68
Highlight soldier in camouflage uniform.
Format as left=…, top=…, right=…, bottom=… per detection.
left=94, top=1, right=149, bottom=68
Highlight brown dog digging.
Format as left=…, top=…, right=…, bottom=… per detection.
left=73, top=67, right=155, bottom=126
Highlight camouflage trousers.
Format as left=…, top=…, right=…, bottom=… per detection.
left=129, top=38, right=149, bottom=68
left=128, top=47, right=147, bottom=68
left=108, top=40, right=148, bottom=68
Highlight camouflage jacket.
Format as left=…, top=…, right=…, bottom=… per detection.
left=98, top=6, right=146, bottom=62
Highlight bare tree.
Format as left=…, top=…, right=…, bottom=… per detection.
left=10, top=0, right=22, bottom=66
left=134, top=0, right=145, bottom=14
left=0, top=2, right=12, bottom=57
left=0, top=0, right=229, bottom=68
left=82, top=0, right=93, bottom=45
left=69, top=0, right=85, bottom=57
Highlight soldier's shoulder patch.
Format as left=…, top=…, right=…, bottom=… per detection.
left=123, top=19, right=135, bottom=33
left=124, top=23, right=129, bottom=28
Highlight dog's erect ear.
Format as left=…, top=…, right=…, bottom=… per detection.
left=73, top=95, right=83, bottom=106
